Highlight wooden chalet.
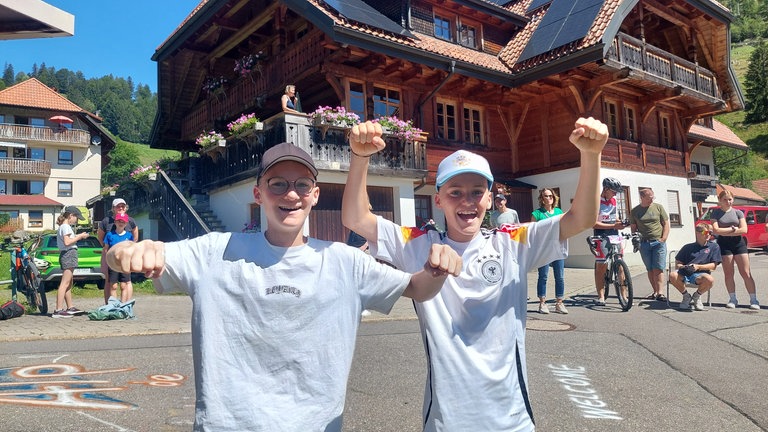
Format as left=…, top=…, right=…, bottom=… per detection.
left=145, top=0, right=746, bottom=267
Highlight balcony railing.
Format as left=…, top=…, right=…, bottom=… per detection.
left=194, top=114, right=427, bottom=192
left=0, top=158, right=51, bottom=177
left=601, top=139, right=686, bottom=177
left=181, top=32, right=327, bottom=139
left=607, top=32, right=719, bottom=98
left=0, top=123, right=91, bottom=146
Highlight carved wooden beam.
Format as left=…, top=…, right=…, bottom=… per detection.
left=324, top=73, right=345, bottom=102
left=201, top=3, right=278, bottom=66
left=588, top=67, right=632, bottom=90
left=400, top=65, right=422, bottom=81
left=680, top=101, right=726, bottom=120
left=643, top=0, right=693, bottom=29
left=566, top=83, right=586, bottom=114
left=359, top=54, right=386, bottom=73
left=382, top=60, right=404, bottom=76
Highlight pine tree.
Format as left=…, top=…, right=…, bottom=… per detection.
left=744, top=41, right=768, bottom=124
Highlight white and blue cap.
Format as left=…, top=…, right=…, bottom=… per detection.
left=436, top=150, right=494, bottom=190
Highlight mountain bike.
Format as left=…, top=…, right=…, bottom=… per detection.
left=21, top=257, right=47, bottom=315
left=586, top=232, right=640, bottom=311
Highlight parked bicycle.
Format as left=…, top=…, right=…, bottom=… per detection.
left=586, top=231, right=640, bottom=311
left=14, top=254, right=48, bottom=315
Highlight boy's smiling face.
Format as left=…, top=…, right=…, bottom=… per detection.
left=435, top=173, right=492, bottom=243
left=253, top=161, right=319, bottom=240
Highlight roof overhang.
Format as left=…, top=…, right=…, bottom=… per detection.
left=0, top=0, right=74, bottom=40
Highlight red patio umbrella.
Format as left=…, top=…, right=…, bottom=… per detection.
left=49, top=115, right=73, bottom=124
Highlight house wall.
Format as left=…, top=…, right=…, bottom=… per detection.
left=519, top=168, right=696, bottom=269
left=46, top=144, right=102, bottom=209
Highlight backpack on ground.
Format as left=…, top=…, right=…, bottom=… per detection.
left=0, top=300, right=25, bottom=320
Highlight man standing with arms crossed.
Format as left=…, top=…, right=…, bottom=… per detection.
left=630, top=188, right=669, bottom=301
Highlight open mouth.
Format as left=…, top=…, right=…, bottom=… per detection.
left=457, top=210, right=478, bottom=222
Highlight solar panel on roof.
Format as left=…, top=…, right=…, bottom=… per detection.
left=517, top=0, right=601, bottom=63
left=550, top=0, right=602, bottom=48
left=527, top=0, right=552, bottom=14
left=324, top=0, right=412, bottom=37
left=485, top=0, right=511, bottom=5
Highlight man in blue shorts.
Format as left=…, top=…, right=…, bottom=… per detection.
left=669, top=223, right=721, bottom=311
left=630, top=188, right=669, bottom=301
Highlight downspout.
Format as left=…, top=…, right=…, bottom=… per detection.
left=414, top=60, right=455, bottom=192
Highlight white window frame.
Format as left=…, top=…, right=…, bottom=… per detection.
left=436, top=99, right=458, bottom=141
left=463, top=104, right=484, bottom=145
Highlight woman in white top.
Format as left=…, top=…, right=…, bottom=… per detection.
left=51, top=206, right=89, bottom=318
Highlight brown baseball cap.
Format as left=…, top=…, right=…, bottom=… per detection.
left=258, top=142, right=318, bottom=180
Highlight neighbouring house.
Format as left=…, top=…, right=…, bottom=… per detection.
left=0, top=78, right=115, bottom=232
left=714, top=184, right=767, bottom=206
left=144, top=0, right=747, bottom=268
left=0, top=0, right=74, bottom=41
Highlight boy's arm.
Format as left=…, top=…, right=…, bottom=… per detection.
left=559, top=117, right=609, bottom=241
left=402, top=244, right=462, bottom=301
left=342, top=121, right=386, bottom=242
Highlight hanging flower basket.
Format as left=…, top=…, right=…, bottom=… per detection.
left=372, top=116, right=425, bottom=142
left=309, top=106, right=361, bottom=128
left=234, top=52, right=263, bottom=83
left=227, top=113, right=263, bottom=139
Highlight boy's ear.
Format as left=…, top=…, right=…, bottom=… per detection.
left=434, top=193, right=442, bottom=210
left=253, top=184, right=263, bottom=205
left=311, top=185, right=320, bottom=206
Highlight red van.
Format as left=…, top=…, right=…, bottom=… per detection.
left=697, top=205, right=768, bottom=251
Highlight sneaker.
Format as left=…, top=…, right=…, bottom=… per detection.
left=749, top=302, right=760, bottom=310
left=66, top=307, right=84, bottom=315
left=679, top=292, right=692, bottom=310
left=595, top=298, right=606, bottom=306
left=538, top=302, right=550, bottom=314
left=51, top=309, right=72, bottom=318
left=555, top=302, right=569, bottom=314
left=726, top=299, right=738, bottom=309
left=691, top=294, right=706, bottom=311
left=361, top=310, right=372, bottom=317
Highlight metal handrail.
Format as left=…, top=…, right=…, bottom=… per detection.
left=150, top=170, right=210, bottom=239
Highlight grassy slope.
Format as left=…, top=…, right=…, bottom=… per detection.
left=717, top=45, right=768, bottom=144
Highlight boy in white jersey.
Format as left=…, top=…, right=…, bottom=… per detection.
left=342, top=118, right=608, bottom=431
left=592, top=177, right=627, bottom=305
left=106, top=142, right=461, bottom=432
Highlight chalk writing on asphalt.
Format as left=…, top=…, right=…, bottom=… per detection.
left=548, top=364, right=622, bottom=420
left=0, top=363, right=186, bottom=410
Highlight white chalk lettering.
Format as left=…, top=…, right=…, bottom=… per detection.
left=548, top=364, right=622, bottom=421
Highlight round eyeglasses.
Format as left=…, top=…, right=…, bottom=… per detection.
left=266, top=177, right=316, bottom=195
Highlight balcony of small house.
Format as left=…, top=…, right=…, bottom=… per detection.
left=601, top=138, right=687, bottom=177
left=0, top=157, right=52, bottom=177
left=0, top=123, right=91, bottom=147
left=194, top=113, right=427, bottom=192
left=605, top=32, right=720, bottom=102
left=190, top=33, right=328, bottom=124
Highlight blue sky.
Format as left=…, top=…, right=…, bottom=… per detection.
left=1, top=1, right=200, bottom=92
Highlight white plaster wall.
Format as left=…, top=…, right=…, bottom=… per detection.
left=209, top=178, right=258, bottom=233
left=518, top=168, right=697, bottom=269
left=46, top=144, right=102, bottom=208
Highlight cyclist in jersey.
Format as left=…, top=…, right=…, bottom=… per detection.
left=592, top=177, right=627, bottom=305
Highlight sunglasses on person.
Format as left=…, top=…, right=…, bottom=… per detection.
left=266, top=177, right=316, bottom=195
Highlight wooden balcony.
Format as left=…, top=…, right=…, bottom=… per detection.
left=181, top=33, right=327, bottom=141
left=0, top=157, right=51, bottom=177
left=606, top=32, right=719, bottom=99
left=195, top=114, right=427, bottom=192
left=0, top=123, right=91, bottom=146
left=601, top=139, right=686, bottom=177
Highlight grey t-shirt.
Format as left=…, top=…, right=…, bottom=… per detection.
left=158, top=232, right=410, bottom=431
left=709, top=208, right=743, bottom=229
left=490, top=209, right=519, bottom=226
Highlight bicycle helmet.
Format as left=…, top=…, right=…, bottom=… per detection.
left=602, top=177, right=623, bottom=193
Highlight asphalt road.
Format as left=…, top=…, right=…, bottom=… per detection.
left=1, top=251, right=766, bottom=431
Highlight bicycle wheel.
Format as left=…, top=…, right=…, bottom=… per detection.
left=613, top=259, right=633, bottom=311
left=25, top=263, right=47, bottom=315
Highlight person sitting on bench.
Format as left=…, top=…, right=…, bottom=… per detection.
left=669, top=223, right=721, bottom=311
